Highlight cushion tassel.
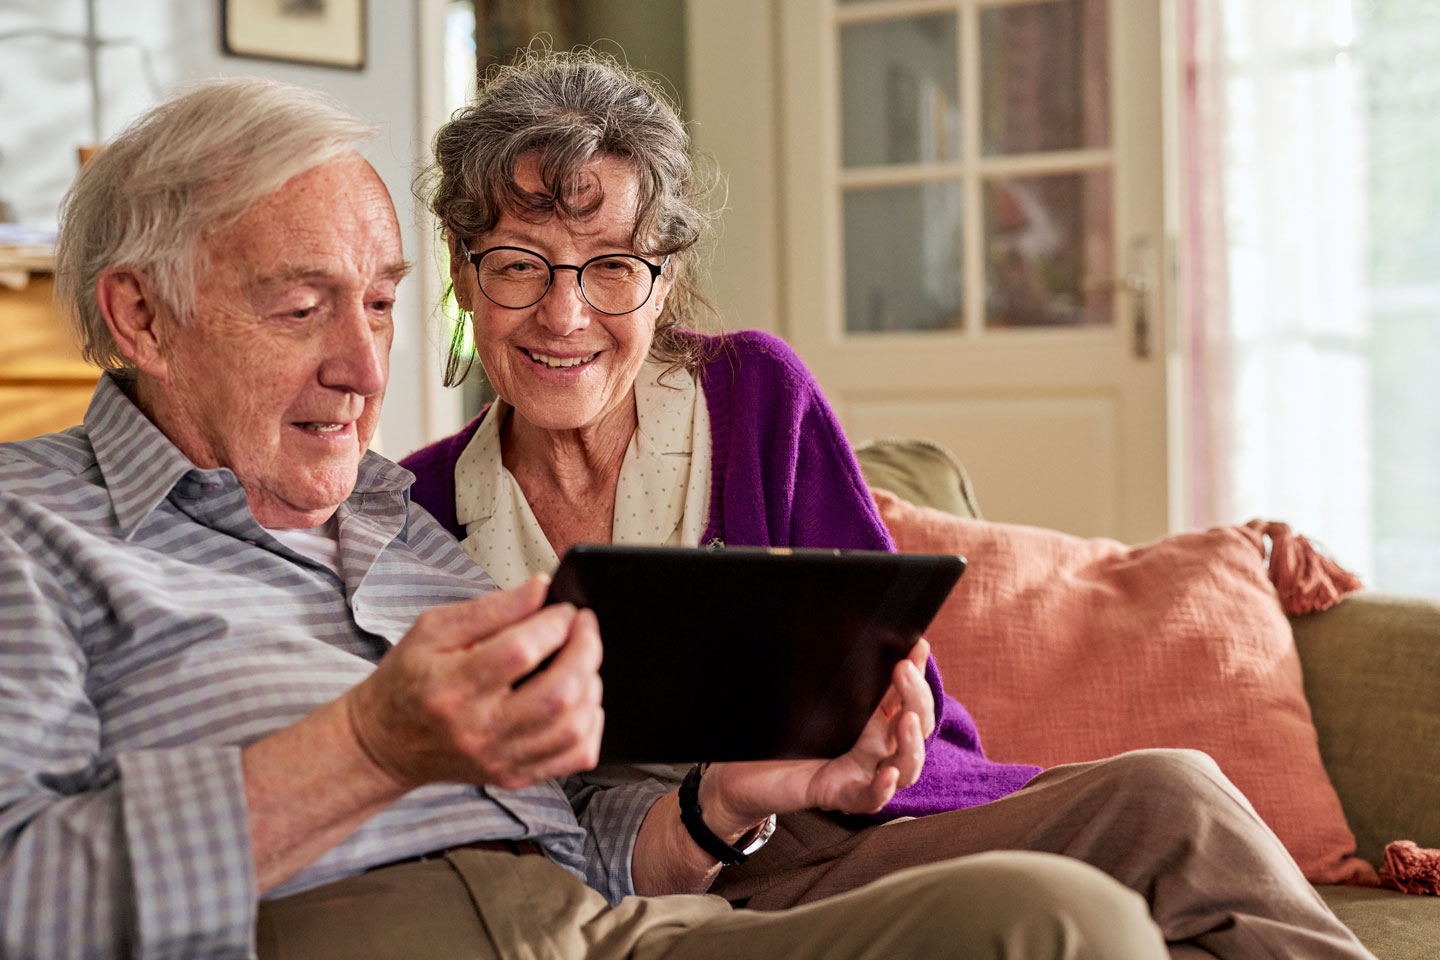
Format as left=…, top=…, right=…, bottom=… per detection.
left=1379, top=841, right=1440, bottom=896
left=1245, top=519, right=1363, bottom=616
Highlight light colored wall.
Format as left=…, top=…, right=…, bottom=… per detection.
left=0, top=0, right=445, bottom=458
left=685, top=0, right=783, bottom=337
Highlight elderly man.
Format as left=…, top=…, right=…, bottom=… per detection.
left=0, top=77, right=1172, bottom=960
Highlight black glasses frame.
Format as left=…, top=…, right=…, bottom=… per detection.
left=466, top=245, right=668, bottom=316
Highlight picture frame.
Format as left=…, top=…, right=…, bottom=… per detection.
left=221, top=0, right=366, bottom=70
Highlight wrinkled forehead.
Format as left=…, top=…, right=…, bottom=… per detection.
left=209, top=155, right=404, bottom=276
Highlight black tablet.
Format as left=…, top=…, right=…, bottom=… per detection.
left=543, top=544, right=965, bottom=763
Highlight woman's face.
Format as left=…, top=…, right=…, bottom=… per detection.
left=453, top=154, right=671, bottom=436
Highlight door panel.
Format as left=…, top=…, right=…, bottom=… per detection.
left=780, top=0, right=1173, bottom=542
left=843, top=392, right=1120, bottom=536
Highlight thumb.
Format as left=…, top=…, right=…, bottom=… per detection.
left=446, top=573, right=552, bottom=642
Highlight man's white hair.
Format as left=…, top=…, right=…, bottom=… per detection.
left=55, top=76, right=379, bottom=372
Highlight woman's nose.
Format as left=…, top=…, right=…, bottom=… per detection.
left=534, top=267, right=591, bottom=336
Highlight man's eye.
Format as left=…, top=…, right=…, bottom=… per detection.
left=369, top=299, right=395, bottom=313
left=288, top=306, right=318, bottom=320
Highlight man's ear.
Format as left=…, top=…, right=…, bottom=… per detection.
left=95, top=268, right=169, bottom=379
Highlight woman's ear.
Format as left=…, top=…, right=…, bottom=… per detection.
left=447, top=231, right=472, bottom=312
left=95, top=268, right=170, bottom=379
left=652, top=259, right=675, bottom=316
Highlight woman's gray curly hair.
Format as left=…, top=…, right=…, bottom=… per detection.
left=420, top=48, right=722, bottom=387
left=54, top=76, right=378, bottom=373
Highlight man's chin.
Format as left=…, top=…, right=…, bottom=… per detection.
left=248, top=467, right=361, bottom=529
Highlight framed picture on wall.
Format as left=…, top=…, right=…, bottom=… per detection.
left=222, top=0, right=366, bottom=70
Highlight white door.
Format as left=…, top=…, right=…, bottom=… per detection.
left=778, top=0, right=1176, bottom=542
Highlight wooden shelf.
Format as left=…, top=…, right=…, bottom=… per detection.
left=0, top=274, right=100, bottom=442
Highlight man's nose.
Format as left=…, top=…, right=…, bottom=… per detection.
left=320, top=302, right=388, bottom=397
left=534, top=266, right=592, bottom=337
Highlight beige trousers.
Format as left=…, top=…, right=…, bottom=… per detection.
left=258, top=845, right=1164, bottom=960
left=711, top=749, right=1376, bottom=960
left=256, top=749, right=1374, bottom=960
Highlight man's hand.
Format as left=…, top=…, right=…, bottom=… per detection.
left=342, top=574, right=604, bottom=791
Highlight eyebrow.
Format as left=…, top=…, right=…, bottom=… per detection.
left=254, top=260, right=414, bottom=288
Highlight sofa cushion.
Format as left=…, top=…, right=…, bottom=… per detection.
left=1316, top=885, right=1440, bottom=960
left=873, top=489, right=1376, bottom=885
left=854, top=438, right=982, bottom=521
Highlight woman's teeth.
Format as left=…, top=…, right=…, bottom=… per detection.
left=526, top=349, right=597, bottom=369
left=299, top=422, right=346, bottom=432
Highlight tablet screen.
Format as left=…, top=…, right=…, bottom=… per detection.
left=544, top=545, right=964, bottom=762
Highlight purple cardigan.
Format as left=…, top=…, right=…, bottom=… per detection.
left=400, top=330, right=1039, bottom=817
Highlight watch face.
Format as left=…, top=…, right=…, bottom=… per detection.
left=738, top=814, right=778, bottom=856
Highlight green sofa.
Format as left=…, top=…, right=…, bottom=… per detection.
left=853, top=438, right=1440, bottom=960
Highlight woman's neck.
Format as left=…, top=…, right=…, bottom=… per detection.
left=499, top=395, right=637, bottom=555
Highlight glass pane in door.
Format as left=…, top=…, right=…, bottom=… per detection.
left=983, top=171, right=1113, bottom=327
left=980, top=0, right=1110, bottom=155
left=840, top=15, right=960, bottom=167
left=844, top=182, right=963, bottom=332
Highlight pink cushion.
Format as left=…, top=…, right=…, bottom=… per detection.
left=873, top=490, right=1377, bottom=886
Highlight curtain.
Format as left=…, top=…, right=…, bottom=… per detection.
left=1182, top=0, right=1375, bottom=581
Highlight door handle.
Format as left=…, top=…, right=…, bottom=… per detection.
left=1082, top=273, right=1151, bottom=358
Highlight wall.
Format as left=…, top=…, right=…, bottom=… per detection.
left=0, top=0, right=443, bottom=457
left=684, top=0, right=782, bottom=338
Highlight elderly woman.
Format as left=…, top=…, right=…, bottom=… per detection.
left=400, top=51, right=1378, bottom=958
left=403, top=49, right=1038, bottom=819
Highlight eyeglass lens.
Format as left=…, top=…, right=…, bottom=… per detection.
left=476, top=248, right=657, bottom=315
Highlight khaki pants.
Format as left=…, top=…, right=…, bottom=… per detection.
left=258, top=846, right=1164, bottom=960
left=257, top=749, right=1374, bottom=960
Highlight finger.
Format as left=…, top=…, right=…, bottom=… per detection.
left=894, top=656, right=935, bottom=738
left=426, top=575, right=552, bottom=647
left=853, top=762, right=901, bottom=814
left=491, top=681, right=605, bottom=787
left=886, top=710, right=926, bottom=789
left=505, top=628, right=602, bottom=732
left=875, top=639, right=933, bottom=721
left=504, top=607, right=601, bottom=711
left=497, top=610, right=603, bottom=739
left=464, top=601, right=578, bottom=690
left=909, top=637, right=931, bottom=672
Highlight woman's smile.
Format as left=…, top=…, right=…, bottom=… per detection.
left=522, top=347, right=601, bottom=370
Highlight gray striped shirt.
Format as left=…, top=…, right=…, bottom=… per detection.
left=0, top=375, right=665, bottom=959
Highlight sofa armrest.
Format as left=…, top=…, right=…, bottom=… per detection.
left=1290, top=592, right=1440, bottom=868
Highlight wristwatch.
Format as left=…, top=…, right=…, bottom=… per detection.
left=678, top=763, right=777, bottom=865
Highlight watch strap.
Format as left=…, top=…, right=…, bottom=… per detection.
left=678, top=763, right=775, bottom=865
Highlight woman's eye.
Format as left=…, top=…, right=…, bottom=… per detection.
left=288, top=306, right=318, bottom=320
left=592, top=258, right=636, bottom=277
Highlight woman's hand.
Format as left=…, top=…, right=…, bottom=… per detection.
left=632, top=640, right=933, bottom=895
left=698, top=639, right=935, bottom=835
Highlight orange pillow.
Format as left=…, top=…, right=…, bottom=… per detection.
left=873, top=489, right=1377, bottom=886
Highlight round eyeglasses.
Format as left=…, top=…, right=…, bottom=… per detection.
left=466, top=245, right=668, bottom=316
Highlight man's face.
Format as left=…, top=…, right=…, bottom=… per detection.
left=150, top=153, right=407, bottom=528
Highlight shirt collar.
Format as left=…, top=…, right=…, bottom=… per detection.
left=84, top=373, right=414, bottom=540
left=86, top=374, right=215, bottom=540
